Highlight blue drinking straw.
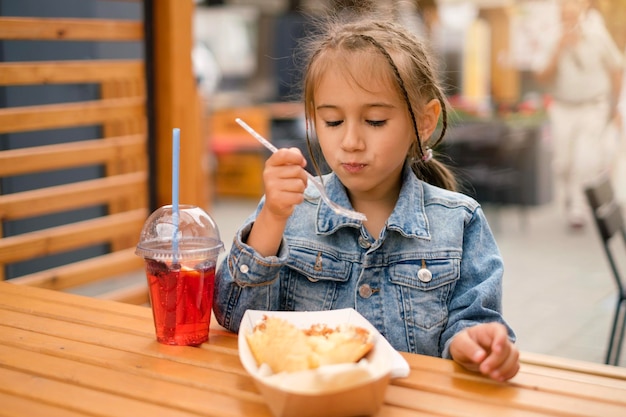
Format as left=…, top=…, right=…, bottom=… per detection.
left=172, top=128, right=180, bottom=262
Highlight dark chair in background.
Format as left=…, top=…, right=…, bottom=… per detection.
left=584, top=173, right=626, bottom=366
left=442, top=121, right=533, bottom=230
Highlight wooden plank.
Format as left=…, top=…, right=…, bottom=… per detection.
left=403, top=352, right=626, bottom=404
left=384, top=384, right=544, bottom=417
left=375, top=405, right=441, bottom=417
left=0, top=60, right=144, bottom=86
left=0, top=172, right=147, bottom=221
left=0, top=295, right=153, bottom=338
left=515, top=363, right=626, bottom=396
left=0, top=325, right=257, bottom=399
left=520, top=351, right=626, bottom=381
left=0, top=367, right=204, bottom=417
left=0, top=286, right=241, bottom=360
left=0, top=208, right=147, bottom=264
left=0, top=134, right=146, bottom=177
left=0, top=17, right=143, bottom=41
left=9, top=248, right=143, bottom=290
left=394, top=366, right=626, bottom=417
left=0, top=345, right=270, bottom=417
left=0, top=309, right=243, bottom=372
left=0, top=280, right=151, bottom=319
left=0, top=97, right=145, bottom=134
left=0, top=391, right=92, bottom=417
left=98, top=282, right=149, bottom=305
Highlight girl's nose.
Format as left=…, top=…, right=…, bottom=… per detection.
left=341, top=121, right=364, bottom=151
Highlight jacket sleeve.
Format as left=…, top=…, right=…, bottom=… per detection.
left=213, top=219, right=289, bottom=333
left=439, top=206, right=516, bottom=358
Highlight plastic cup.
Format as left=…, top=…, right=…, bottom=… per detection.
left=135, top=205, right=224, bottom=346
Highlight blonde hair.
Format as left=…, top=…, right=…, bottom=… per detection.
left=300, top=16, right=457, bottom=191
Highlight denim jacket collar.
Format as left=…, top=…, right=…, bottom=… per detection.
left=311, top=165, right=430, bottom=239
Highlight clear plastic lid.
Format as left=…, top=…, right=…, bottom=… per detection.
left=135, top=205, right=224, bottom=261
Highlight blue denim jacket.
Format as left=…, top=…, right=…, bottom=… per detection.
left=214, top=165, right=515, bottom=359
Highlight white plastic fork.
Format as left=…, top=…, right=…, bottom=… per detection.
left=235, top=118, right=367, bottom=222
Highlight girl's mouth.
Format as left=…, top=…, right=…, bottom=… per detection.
left=341, top=163, right=366, bottom=174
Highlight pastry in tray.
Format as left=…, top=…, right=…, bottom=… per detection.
left=246, top=315, right=374, bottom=373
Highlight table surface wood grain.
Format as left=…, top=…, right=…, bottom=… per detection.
left=1, top=281, right=625, bottom=417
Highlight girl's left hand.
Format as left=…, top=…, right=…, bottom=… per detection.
left=449, top=322, right=520, bottom=382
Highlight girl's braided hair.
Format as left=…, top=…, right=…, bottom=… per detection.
left=299, top=15, right=457, bottom=191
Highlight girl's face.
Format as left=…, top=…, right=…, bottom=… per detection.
left=560, top=0, right=587, bottom=30
left=313, top=61, right=414, bottom=201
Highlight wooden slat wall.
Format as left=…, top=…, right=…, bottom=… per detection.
left=0, top=11, right=149, bottom=304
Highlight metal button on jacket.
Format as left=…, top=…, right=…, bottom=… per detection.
left=358, top=284, right=373, bottom=298
left=418, top=267, right=432, bottom=283
left=358, top=236, right=371, bottom=249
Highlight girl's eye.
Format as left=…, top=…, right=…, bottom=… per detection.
left=325, top=120, right=343, bottom=127
left=367, top=120, right=387, bottom=127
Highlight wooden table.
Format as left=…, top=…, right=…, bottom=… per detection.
left=1, top=281, right=625, bottom=417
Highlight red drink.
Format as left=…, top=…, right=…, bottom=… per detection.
left=145, top=259, right=215, bottom=346
left=135, top=205, right=224, bottom=346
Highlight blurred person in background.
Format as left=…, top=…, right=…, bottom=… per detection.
left=533, top=0, right=624, bottom=229
left=192, top=41, right=222, bottom=100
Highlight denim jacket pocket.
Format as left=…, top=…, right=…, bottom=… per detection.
left=287, top=245, right=352, bottom=282
left=280, top=245, right=352, bottom=311
left=389, top=257, right=460, bottom=330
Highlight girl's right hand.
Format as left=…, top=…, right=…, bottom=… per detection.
left=262, top=148, right=308, bottom=220
left=449, top=322, right=520, bottom=382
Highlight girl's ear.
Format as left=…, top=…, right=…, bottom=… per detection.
left=419, top=99, right=441, bottom=143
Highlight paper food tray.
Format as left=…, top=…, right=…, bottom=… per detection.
left=238, top=308, right=410, bottom=417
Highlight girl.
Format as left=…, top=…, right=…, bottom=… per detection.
left=214, top=16, right=520, bottom=382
